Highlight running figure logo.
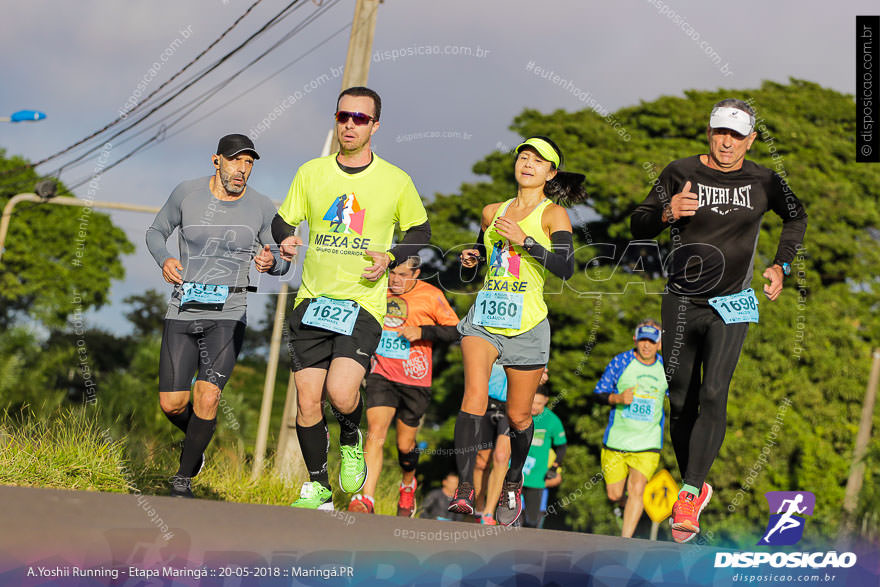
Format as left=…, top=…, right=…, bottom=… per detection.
left=323, top=193, right=365, bottom=234
left=189, top=228, right=250, bottom=283
left=489, top=239, right=520, bottom=278
left=759, top=491, right=815, bottom=546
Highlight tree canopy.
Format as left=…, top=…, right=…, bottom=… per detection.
left=0, top=151, right=133, bottom=327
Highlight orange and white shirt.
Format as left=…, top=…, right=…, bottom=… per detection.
left=370, top=280, right=459, bottom=387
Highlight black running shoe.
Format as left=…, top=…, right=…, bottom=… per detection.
left=495, top=481, right=523, bottom=526
left=447, top=482, right=476, bottom=515
left=169, top=475, right=194, bottom=498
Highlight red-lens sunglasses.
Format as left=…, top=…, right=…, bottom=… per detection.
left=335, top=110, right=374, bottom=125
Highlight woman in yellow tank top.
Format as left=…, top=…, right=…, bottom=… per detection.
left=447, top=136, right=586, bottom=526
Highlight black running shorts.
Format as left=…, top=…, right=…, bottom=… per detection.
left=288, top=299, right=381, bottom=372
left=159, top=319, right=245, bottom=392
left=364, top=373, right=431, bottom=428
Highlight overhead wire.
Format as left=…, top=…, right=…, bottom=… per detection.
left=162, top=21, right=350, bottom=141
left=56, top=1, right=343, bottom=181
left=51, top=0, right=308, bottom=178
left=63, top=0, right=345, bottom=191
left=0, top=0, right=301, bottom=182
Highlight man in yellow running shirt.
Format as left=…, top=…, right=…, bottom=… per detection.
left=272, top=87, right=430, bottom=510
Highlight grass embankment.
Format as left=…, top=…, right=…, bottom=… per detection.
left=189, top=444, right=406, bottom=513
left=0, top=407, right=407, bottom=515
left=0, top=408, right=131, bottom=493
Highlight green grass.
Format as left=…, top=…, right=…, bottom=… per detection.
left=0, top=406, right=412, bottom=517
left=192, top=446, right=306, bottom=505
left=190, top=445, right=402, bottom=513
left=0, top=407, right=132, bottom=493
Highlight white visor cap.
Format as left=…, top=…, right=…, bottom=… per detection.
left=709, top=106, right=755, bottom=136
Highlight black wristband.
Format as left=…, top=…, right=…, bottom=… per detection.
left=523, top=231, right=574, bottom=280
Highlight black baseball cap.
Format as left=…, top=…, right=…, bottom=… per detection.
left=216, top=134, right=260, bottom=159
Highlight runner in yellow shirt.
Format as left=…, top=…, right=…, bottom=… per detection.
left=448, top=136, right=585, bottom=526
left=272, top=87, right=430, bottom=510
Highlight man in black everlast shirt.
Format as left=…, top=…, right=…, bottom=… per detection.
left=631, top=98, right=807, bottom=543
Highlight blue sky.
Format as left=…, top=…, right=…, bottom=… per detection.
left=3, top=0, right=871, bottom=334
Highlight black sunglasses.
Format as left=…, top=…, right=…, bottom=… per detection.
left=335, top=110, right=375, bottom=125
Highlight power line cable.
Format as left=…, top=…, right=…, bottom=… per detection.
left=0, top=0, right=299, bottom=180
left=164, top=21, right=350, bottom=140
left=63, top=0, right=344, bottom=191
left=52, top=0, right=306, bottom=176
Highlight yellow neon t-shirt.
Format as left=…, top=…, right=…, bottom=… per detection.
left=278, top=154, right=428, bottom=324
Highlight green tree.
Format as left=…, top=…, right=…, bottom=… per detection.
left=0, top=149, right=134, bottom=327
left=123, top=289, right=167, bottom=338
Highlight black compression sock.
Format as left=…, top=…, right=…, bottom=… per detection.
left=177, top=414, right=215, bottom=477
left=506, top=422, right=535, bottom=486
left=164, top=402, right=193, bottom=434
left=454, top=411, right=484, bottom=485
left=297, top=419, right=330, bottom=488
left=331, top=398, right=363, bottom=446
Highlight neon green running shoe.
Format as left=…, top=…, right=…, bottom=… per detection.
left=291, top=481, right=334, bottom=510
left=339, top=430, right=367, bottom=494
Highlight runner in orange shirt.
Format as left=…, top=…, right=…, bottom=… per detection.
left=349, top=256, right=460, bottom=516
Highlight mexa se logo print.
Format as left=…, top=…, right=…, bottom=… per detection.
left=324, top=193, right=365, bottom=235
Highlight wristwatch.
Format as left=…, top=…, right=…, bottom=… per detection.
left=523, top=236, right=536, bottom=251
left=775, top=261, right=791, bottom=276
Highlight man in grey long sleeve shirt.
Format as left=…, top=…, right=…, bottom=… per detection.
left=146, top=134, right=288, bottom=498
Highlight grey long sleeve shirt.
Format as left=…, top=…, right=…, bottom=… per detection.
left=146, top=177, right=289, bottom=323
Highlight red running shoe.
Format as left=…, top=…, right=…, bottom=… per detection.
left=397, top=479, right=417, bottom=517
left=348, top=494, right=374, bottom=514
left=670, top=524, right=697, bottom=544
left=671, top=483, right=713, bottom=535
left=447, top=482, right=475, bottom=515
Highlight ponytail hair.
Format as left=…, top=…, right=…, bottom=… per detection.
left=516, top=135, right=587, bottom=207
left=545, top=171, right=587, bottom=207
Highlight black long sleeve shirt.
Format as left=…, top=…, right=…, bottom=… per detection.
left=631, top=155, right=807, bottom=298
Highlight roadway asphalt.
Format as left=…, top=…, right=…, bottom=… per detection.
left=0, top=485, right=875, bottom=586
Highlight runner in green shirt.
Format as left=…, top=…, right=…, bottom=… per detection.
left=594, top=319, right=667, bottom=538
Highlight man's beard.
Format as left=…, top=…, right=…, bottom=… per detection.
left=338, top=132, right=369, bottom=155
left=220, top=169, right=246, bottom=193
